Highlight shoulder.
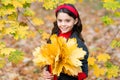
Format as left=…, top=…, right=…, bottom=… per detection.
left=70, top=32, right=89, bottom=57
left=70, top=31, right=86, bottom=48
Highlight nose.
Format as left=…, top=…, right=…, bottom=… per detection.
left=61, top=21, right=65, bottom=26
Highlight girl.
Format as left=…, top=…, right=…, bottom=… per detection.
left=43, top=4, right=89, bottom=80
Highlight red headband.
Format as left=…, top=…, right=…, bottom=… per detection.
left=55, top=4, right=79, bottom=17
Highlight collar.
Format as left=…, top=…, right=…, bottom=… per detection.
left=58, top=30, right=72, bottom=39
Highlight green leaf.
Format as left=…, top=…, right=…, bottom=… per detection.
left=105, top=61, right=113, bottom=68
left=101, top=16, right=113, bottom=25
left=105, top=62, right=120, bottom=79
left=23, top=8, right=35, bottom=16
left=110, top=40, right=117, bottom=48
left=103, top=1, right=120, bottom=11
left=8, top=50, right=24, bottom=64
left=114, top=11, right=120, bottom=17
left=1, top=0, right=12, bottom=5
left=0, top=42, right=6, bottom=49
left=23, top=3, right=31, bottom=8
left=38, top=29, right=44, bottom=34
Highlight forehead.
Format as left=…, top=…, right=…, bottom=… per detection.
left=57, top=12, right=73, bottom=19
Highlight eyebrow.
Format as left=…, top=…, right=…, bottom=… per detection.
left=57, top=18, right=71, bottom=20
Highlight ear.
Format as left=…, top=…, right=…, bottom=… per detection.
left=74, top=18, right=78, bottom=25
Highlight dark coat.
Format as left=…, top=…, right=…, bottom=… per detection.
left=58, top=31, right=89, bottom=80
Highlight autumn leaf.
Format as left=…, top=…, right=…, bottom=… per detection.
left=105, top=62, right=120, bottom=79
left=27, top=31, right=37, bottom=38
left=1, top=0, right=11, bottom=5
left=41, top=32, right=50, bottom=40
left=32, top=18, right=44, bottom=26
left=14, top=25, right=29, bottom=40
left=103, top=0, right=120, bottom=11
left=79, top=0, right=83, bottom=3
left=62, top=0, right=76, bottom=4
left=0, top=48, right=16, bottom=56
left=114, top=11, right=120, bottom=17
left=0, top=42, right=16, bottom=56
left=33, top=47, right=50, bottom=67
left=102, top=0, right=114, bottom=2
left=12, top=1, right=23, bottom=8
left=0, top=20, right=5, bottom=31
left=97, top=53, right=110, bottom=62
left=3, top=27, right=16, bottom=34
left=88, top=57, right=96, bottom=66
left=38, top=0, right=43, bottom=2
left=33, top=34, right=86, bottom=76
left=106, top=65, right=119, bottom=79
left=43, top=1, right=57, bottom=10
left=33, top=35, right=60, bottom=67
left=0, top=42, right=5, bottom=49
left=51, top=35, right=85, bottom=76
left=0, top=59, right=6, bottom=68
left=101, top=16, right=114, bottom=25
left=8, top=50, right=24, bottom=64
left=23, top=8, right=35, bottom=16
left=93, top=64, right=106, bottom=77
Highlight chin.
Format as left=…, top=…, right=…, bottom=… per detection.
left=61, top=31, right=68, bottom=33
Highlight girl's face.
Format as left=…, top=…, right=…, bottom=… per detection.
left=56, top=12, right=78, bottom=33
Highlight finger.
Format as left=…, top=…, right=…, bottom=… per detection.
left=42, top=74, right=53, bottom=79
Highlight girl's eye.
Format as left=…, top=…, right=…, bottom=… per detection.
left=57, top=19, right=62, bottom=22
left=66, top=19, right=70, bottom=22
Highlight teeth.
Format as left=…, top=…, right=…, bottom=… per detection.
left=61, top=27, right=67, bottom=30
left=62, top=29, right=66, bottom=31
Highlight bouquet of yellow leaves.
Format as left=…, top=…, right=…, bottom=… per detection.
left=33, top=34, right=86, bottom=76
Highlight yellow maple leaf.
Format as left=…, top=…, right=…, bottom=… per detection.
left=63, top=0, right=76, bottom=4
left=0, top=48, right=16, bottom=56
left=27, top=31, right=36, bottom=38
left=38, top=0, right=43, bottom=2
left=15, top=26, right=29, bottom=40
left=102, top=0, right=114, bottom=2
left=0, top=59, right=6, bottom=68
left=88, top=57, right=96, bottom=66
left=97, top=53, right=110, bottom=62
left=93, top=64, right=106, bottom=77
left=106, top=65, right=119, bottom=79
left=41, top=44, right=60, bottom=65
left=52, top=35, right=84, bottom=76
left=63, top=64, right=82, bottom=76
left=1, top=0, right=11, bottom=5
left=33, top=47, right=49, bottom=67
left=0, top=24, right=4, bottom=31
left=3, top=27, right=15, bottom=34
left=79, top=0, right=83, bottom=3
left=33, top=34, right=86, bottom=76
left=43, top=1, right=57, bottom=10
left=32, top=18, right=44, bottom=26
left=41, top=32, right=50, bottom=40
left=0, top=42, right=6, bottom=50
left=12, top=1, right=23, bottom=8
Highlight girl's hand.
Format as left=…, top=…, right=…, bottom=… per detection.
left=42, top=69, right=53, bottom=80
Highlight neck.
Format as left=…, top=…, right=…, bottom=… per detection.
left=58, top=30, right=72, bottom=39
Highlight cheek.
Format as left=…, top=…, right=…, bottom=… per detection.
left=57, top=22, right=61, bottom=27
left=68, top=22, right=74, bottom=27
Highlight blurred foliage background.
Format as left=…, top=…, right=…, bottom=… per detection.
left=0, top=0, right=120, bottom=80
